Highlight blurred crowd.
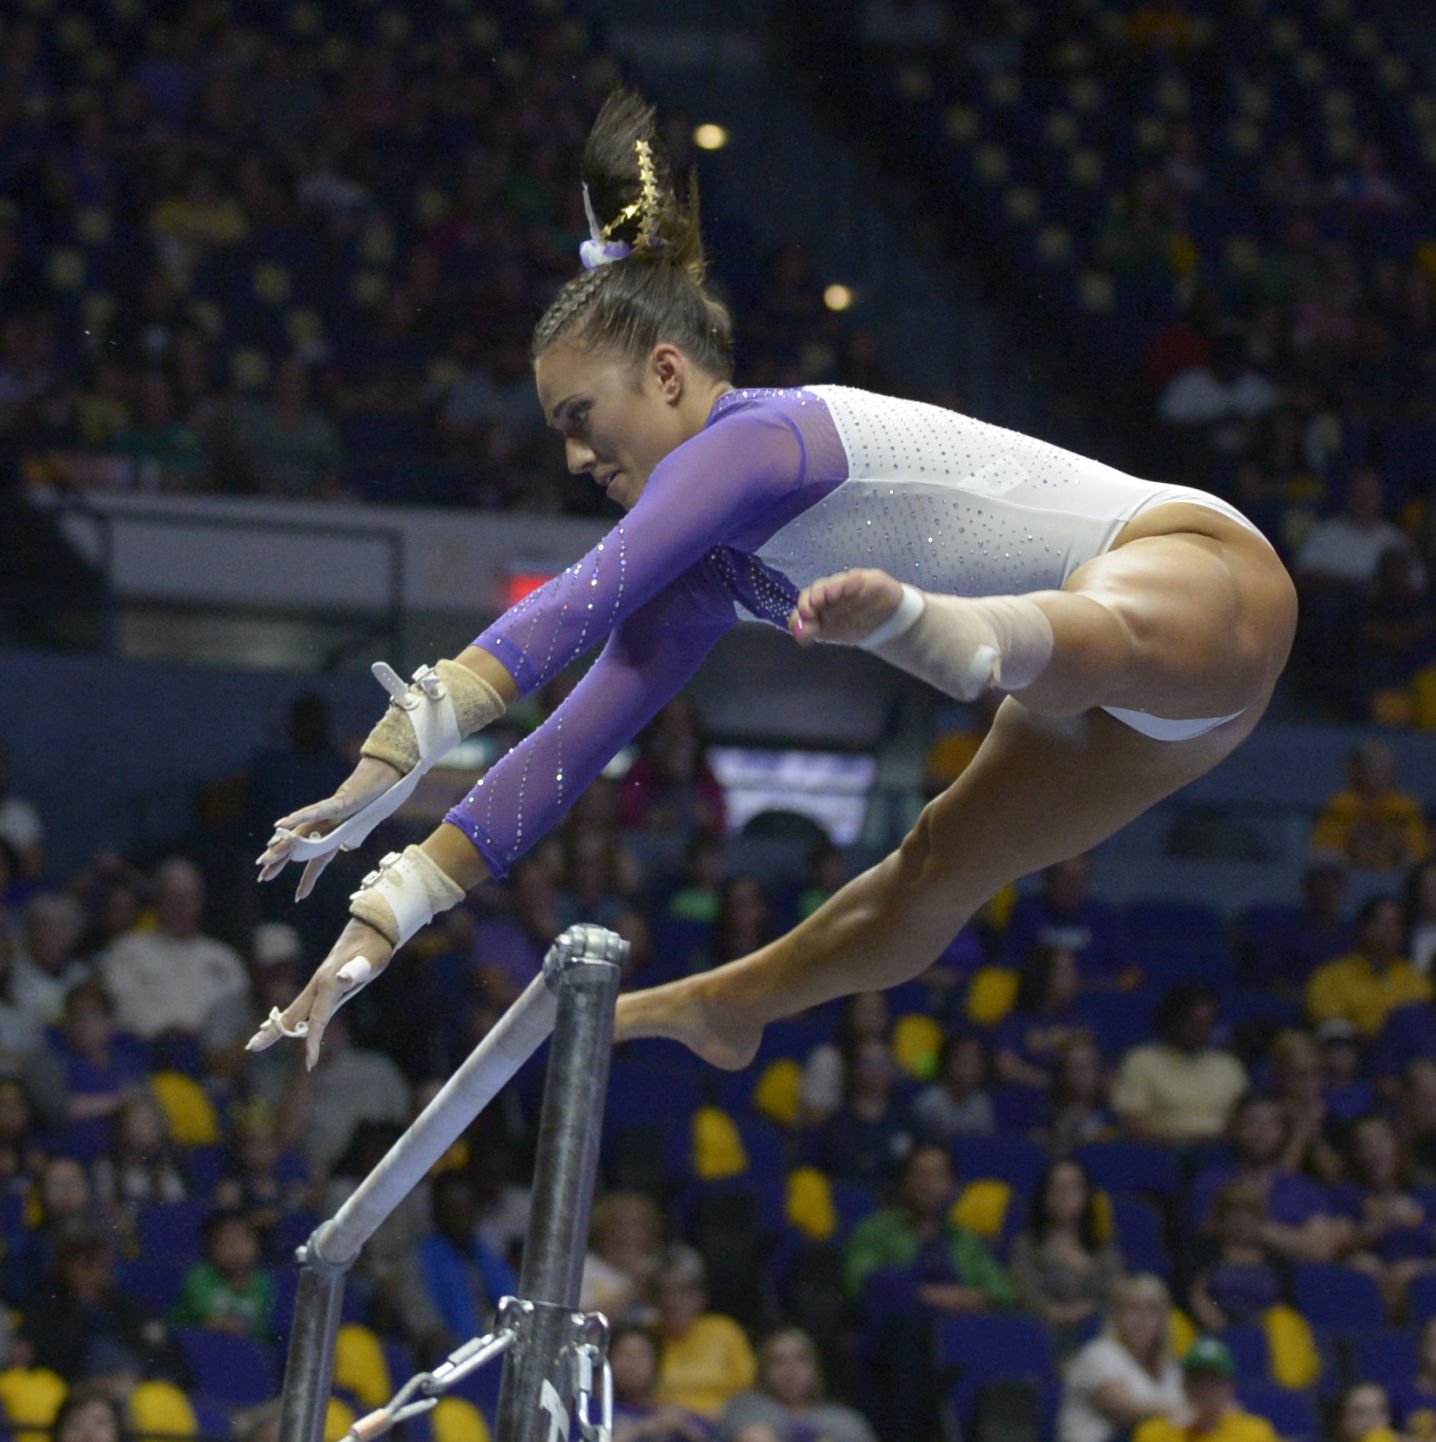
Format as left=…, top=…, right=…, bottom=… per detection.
left=1, top=692, right=1436, bottom=1442
left=0, top=0, right=883, bottom=517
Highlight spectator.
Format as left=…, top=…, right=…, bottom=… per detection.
left=1010, top=1158, right=1124, bottom=1359
left=50, top=980, right=151, bottom=1162
left=1405, top=859, right=1436, bottom=975
left=1131, top=1336, right=1276, bottom=1442
left=807, top=1036, right=915, bottom=1187
left=1111, top=984, right=1247, bottom=1143
left=418, top=1170, right=518, bottom=1348
left=230, top=357, right=343, bottom=498
left=793, top=838, right=852, bottom=921
left=0, top=1079, right=39, bottom=1195
left=1188, top=1094, right=1348, bottom=1263
left=1058, top=1274, right=1184, bottom=1442
left=719, top=1326, right=878, bottom=1442
left=99, top=858, right=247, bottom=1045
left=213, top=1104, right=310, bottom=1257
left=994, top=944, right=1091, bottom=1087
left=1398, top=1059, right=1436, bottom=1184
left=1358, top=544, right=1436, bottom=695
left=170, top=1210, right=276, bottom=1340
left=698, top=876, right=775, bottom=972
left=1046, top=1035, right=1118, bottom=1153
left=0, top=930, right=46, bottom=1080
left=202, top=921, right=307, bottom=1092
left=844, top=1143, right=1014, bottom=1311
left=1311, top=741, right=1432, bottom=872
left=20, top=1224, right=187, bottom=1383
left=52, top=1389, right=126, bottom=1442
left=12, top=893, right=88, bottom=1025
left=1318, top=1020, right=1378, bottom=1121
left=1333, top=1114, right=1436, bottom=1316
left=111, top=370, right=206, bottom=490
left=1003, top=855, right=1130, bottom=985
left=609, top=1321, right=713, bottom=1442
left=660, top=832, right=726, bottom=928
left=253, top=1010, right=410, bottom=1180
left=651, top=1245, right=757, bottom=1419
left=1158, top=331, right=1280, bottom=463
left=1307, top=896, right=1431, bottom=1038
left=0, top=743, right=44, bottom=879
left=1332, top=1383, right=1401, bottom=1442
left=1186, top=1180, right=1292, bottom=1331
left=619, top=699, right=727, bottom=839
left=1246, top=863, right=1353, bottom=994
left=910, top=1032, right=995, bottom=1141
left=1385, top=1315, right=1436, bottom=1439
left=1268, top=1031, right=1343, bottom=1182
left=1298, top=472, right=1420, bottom=594
left=800, top=991, right=890, bottom=1127
left=4, top=1154, right=101, bottom=1297
left=91, top=1091, right=187, bottom=1244
left=470, top=857, right=565, bottom=1008
left=581, top=1190, right=665, bottom=1323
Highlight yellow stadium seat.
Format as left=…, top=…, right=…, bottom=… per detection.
left=1263, top=1304, right=1322, bottom=1389
left=893, top=1014, right=943, bottom=1081
left=1169, top=1308, right=1197, bottom=1359
left=431, top=1397, right=490, bottom=1442
left=785, top=1167, right=838, bottom=1243
left=129, top=1380, right=197, bottom=1440
left=692, top=1106, right=747, bottom=1181
left=324, top=1398, right=354, bottom=1442
left=0, top=1369, right=67, bottom=1440
left=965, top=967, right=1019, bottom=1027
left=149, top=1072, right=219, bottom=1145
left=333, top=1325, right=392, bottom=1411
left=1090, top=1189, right=1114, bottom=1245
left=752, top=1058, right=803, bottom=1128
left=952, top=1180, right=1011, bottom=1240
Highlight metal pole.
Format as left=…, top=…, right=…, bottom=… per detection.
left=277, top=1252, right=347, bottom=1442
left=496, top=926, right=626, bottom=1441
left=313, top=971, right=558, bottom=1267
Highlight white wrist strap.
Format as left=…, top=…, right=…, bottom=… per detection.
left=283, top=662, right=482, bottom=864
left=349, top=845, right=466, bottom=951
left=857, top=583, right=926, bottom=650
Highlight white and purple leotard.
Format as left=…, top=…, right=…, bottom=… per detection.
left=446, top=385, right=1259, bottom=875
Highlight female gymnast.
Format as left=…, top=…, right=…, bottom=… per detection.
left=249, top=91, right=1296, bottom=1071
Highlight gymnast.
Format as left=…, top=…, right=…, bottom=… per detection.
left=248, top=91, right=1296, bottom=1070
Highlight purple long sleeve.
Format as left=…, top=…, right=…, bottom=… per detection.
left=469, top=399, right=809, bottom=696
left=447, top=561, right=736, bottom=875
left=447, top=391, right=844, bottom=875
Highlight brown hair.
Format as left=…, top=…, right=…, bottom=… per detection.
left=532, top=90, right=734, bottom=378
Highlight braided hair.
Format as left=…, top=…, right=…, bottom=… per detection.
left=532, top=90, right=734, bottom=379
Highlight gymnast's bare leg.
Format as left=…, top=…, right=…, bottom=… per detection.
left=614, top=502, right=1297, bottom=1069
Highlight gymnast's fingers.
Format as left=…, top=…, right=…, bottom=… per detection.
left=244, top=975, right=319, bottom=1053
left=294, top=852, right=335, bottom=902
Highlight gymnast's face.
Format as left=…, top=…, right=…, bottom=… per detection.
left=536, top=339, right=715, bottom=511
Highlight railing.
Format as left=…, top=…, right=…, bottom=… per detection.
left=29, top=491, right=407, bottom=672
left=278, top=925, right=627, bottom=1442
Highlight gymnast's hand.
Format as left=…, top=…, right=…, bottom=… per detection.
left=244, top=918, right=393, bottom=1069
left=254, top=757, right=403, bottom=898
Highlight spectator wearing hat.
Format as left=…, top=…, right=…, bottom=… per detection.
left=202, top=922, right=306, bottom=1091
left=1111, top=984, right=1247, bottom=1143
left=1307, top=896, right=1431, bottom=1039
left=1132, top=1337, right=1277, bottom=1442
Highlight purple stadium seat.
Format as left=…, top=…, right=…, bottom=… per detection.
left=1292, top=1264, right=1385, bottom=1335
left=174, top=1328, right=278, bottom=1408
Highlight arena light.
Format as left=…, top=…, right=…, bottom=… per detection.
left=824, top=283, right=856, bottom=312
left=693, top=122, right=729, bottom=151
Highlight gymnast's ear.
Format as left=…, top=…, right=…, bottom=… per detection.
left=648, top=343, right=687, bottom=405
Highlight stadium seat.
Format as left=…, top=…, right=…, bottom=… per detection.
left=1220, top=1322, right=1271, bottom=1382
left=1235, top=1383, right=1321, bottom=1442
left=128, top=1380, right=198, bottom=1441
left=952, top=1134, right=1048, bottom=1196
left=1410, top=1272, right=1436, bottom=1324
left=1348, top=1328, right=1419, bottom=1388
left=1076, top=1141, right=1180, bottom=1202
left=333, top=1324, right=393, bottom=1410
left=1106, top=1192, right=1170, bottom=1277
left=118, top=1257, right=189, bottom=1314
left=0, top=1370, right=66, bottom=1441
left=431, top=1397, right=490, bottom=1442
left=1291, top=1264, right=1385, bottom=1335
left=173, top=1328, right=278, bottom=1408
left=137, top=1201, right=208, bottom=1259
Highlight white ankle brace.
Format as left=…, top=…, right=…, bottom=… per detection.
left=349, top=845, right=466, bottom=950
left=861, top=584, right=1055, bottom=699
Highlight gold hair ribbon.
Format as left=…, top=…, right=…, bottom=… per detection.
left=601, top=139, right=660, bottom=248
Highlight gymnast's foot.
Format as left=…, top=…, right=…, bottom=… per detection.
left=614, top=978, right=764, bottom=1072
left=789, top=568, right=905, bottom=646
